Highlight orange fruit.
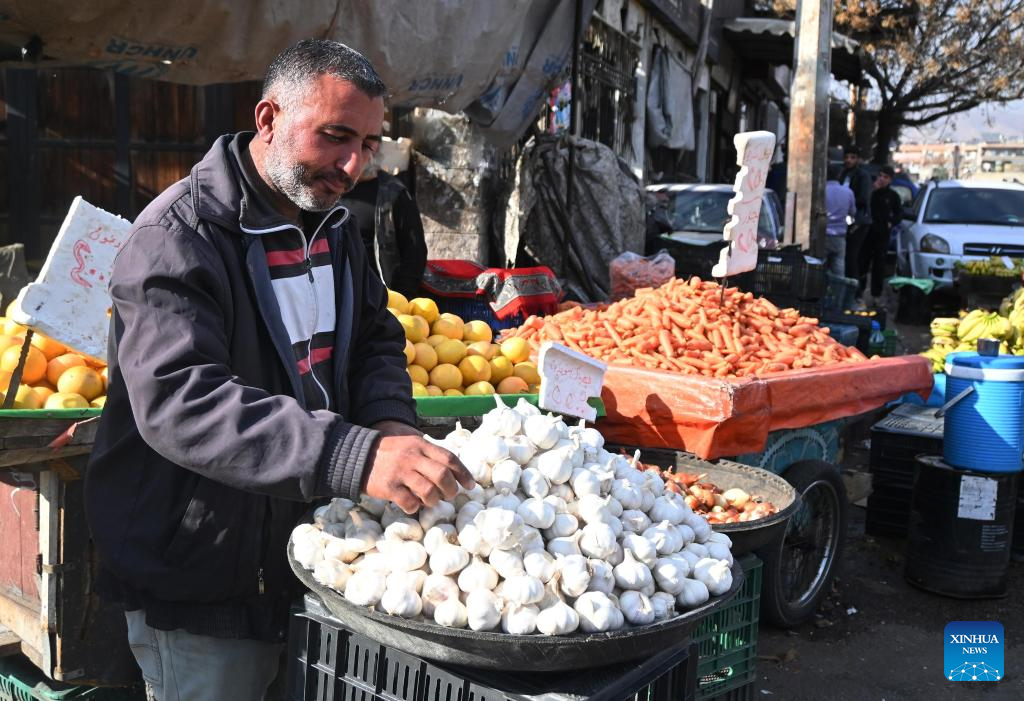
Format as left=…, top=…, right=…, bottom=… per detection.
left=464, top=381, right=495, bottom=396
left=458, top=356, right=491, bottom=384
left=429, top=363, right=463, bottom=391
left=426, top=385, right=443, bottom=397
left=31, top=385, right=56, bottom=404
left=500, top=338, right=531, bottom=364
left=44, top=392, right=89, bottom=409
left=407, top=365, right=430, bottom=386
left=56, top=366, right=104, bottom=401
left=30, top=333, right=66, bottom=361
left=11, top=384, right=42, bottom=409
left=496, top=376, right=530, bottom=394
left=47, top=354, right=87, bottom=387
left=0, top=345, right=47, bottom=385
left=90, top=396, right=106, bottom=408
left=0, top=335, right=23, bottom=354
left=462, top=320, right=493, bottom=343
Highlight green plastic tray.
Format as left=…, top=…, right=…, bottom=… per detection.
left=414, top=394, right=605, bottom=418
left=0, top=408, right=102, bottom=420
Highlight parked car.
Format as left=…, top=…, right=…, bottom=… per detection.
left=646, top=183, right=784, bottom=248
left=896, top=179, right=1024, bottom=285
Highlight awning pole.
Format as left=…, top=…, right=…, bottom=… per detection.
left=563, top=0, right=583, bottom=274
left=785, top=0, right=832, bottom=256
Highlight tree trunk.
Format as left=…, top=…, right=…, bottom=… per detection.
left=873, top=111, right=901, bottom=164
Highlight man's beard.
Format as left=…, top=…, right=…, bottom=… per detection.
left=264, top=144, right=353, bottom=212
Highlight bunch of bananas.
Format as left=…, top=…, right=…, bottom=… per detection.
left=921, top=305, right=1022, bottom=372
left=957, top=310, right=1012, bottom=344
left=955, top=256, right=1024, bottom=278
left=930, top=317, right=959, bottom=339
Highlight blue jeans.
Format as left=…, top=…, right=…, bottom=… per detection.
left=824, top=235, right=846, bottom=277
left=125, top=610, right=284, bottom=701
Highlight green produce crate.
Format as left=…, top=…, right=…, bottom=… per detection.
left=694, top=554, right=762, bottom=700
left=0, top=657, right=143, bottom=701
left=414, top=394, right=604, bottom=418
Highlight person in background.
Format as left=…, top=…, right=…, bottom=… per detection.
left=85, top=39, right=471, bottom=701
left=861, top=165, right=904, bottom=304
left=644, top=190, right=673, bottom=254
left=342, top=141, right=427, bottom=298
left=824, top=162, right=856, bottom=276
left=840, top=145, right=873, bottom=288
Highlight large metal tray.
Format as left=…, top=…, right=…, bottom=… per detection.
left=288, top=536, right=743, bottom=671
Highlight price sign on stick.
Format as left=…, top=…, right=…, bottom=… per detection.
left=712, top=130, right=777, bottom=278
left=11, top=197, right=131, bottom=363
left=537, top=342, right=607, bottom=421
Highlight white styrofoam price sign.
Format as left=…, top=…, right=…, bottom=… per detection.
left=537, top=342, right=607, bottom=422
left=11, top=197, right=131, bottom=362
left=712, top=130, right=777, bottom=278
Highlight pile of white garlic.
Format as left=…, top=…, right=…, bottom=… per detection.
left=291, top=396, right=735, bottom=636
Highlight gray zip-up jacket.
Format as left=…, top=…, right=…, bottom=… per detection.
left=85, top=133, right=415, bottom=641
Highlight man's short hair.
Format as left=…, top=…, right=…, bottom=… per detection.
left=879, top=165, right=896, bottom=178
left=844, top=145, right=861, bottom=157
left=263, top=39, right=388, bottom=109
left=827, top=162, right=844, bottom=180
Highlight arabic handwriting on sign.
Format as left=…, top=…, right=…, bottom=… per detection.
left=69, top=240, right=94, bottom=289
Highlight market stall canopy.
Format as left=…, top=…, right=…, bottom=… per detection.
left=0, top=0, right=596, bottom=145
left=722, top=18, right=863, bottom=84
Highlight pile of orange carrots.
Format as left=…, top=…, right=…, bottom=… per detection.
left=500, top=276, right=869, bottom=378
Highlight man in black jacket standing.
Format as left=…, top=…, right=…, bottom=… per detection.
left=841, top=146, right=874, bottom=290
left=85, top=40, right=472, bottom=700
left=861, top=165, right=904, bottom=302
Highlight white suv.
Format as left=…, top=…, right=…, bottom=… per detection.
left=896, top=179, right=1024, bottom=285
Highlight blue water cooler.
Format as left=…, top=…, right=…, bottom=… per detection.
left=943, top=352, right=1024, bottom=473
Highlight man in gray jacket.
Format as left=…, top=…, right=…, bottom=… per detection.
left=85, top=40, right=472, bottom=700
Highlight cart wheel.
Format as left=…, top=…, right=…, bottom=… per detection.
left=758, top=460, right=847, bottom=628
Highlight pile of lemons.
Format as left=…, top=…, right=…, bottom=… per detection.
left=389, top=291, right=540, bottom=398
left=0, top=301, right=107, bottom=410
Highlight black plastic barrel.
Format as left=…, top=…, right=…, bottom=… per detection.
left=904, top=455, right=1018, bottom=598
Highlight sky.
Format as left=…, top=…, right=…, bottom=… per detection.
left=906, top=99, right=1024, bottom=143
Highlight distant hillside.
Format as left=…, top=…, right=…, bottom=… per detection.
left=906, top=100, right=1024, bottom=143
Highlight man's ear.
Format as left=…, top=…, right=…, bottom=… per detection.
left=254, top=99, right=278, bottom=143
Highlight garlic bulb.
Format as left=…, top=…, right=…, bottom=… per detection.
left=429, top=542, right=470, bottom=576
left=606, top=541, right=625, bottom=566
left=574, top=421, right=605, bottom=461
left=376, top=539, right=427, bottom=572
left=501, top=603, right=539, bottom=635
left=613, top=549, right=654, bottom=591
left=574, top=591, right=624, bottom=633
left=386, top=569, right=427, bottom=594
left=619, top=590, right=656, bottom=626
left=536, top=448, right=574, bottom=484
left=518, top=525, right=546, bottom=553
left=676, top=549, right=701, bottom=570
left=485, top=395, right=524, bottom=437
left=543, top=513, right=578, bottom=539
left=461, top=449, right=492, bottom=486
left=514, top=397, right=541, bottom=417
left=543, top=494, right=567, bottom=513
left=579, top=522, right=617, bottom=560
left=644, top=470, right=665, bottom=497
left=506, top=435, right=537, bottom=465
left=536, top=595, right=580, bottom=636
left=345, top=513, right=382, bottom=553
left=523, top=550, right=557, bottom=583
left=693, top=557, right=733, bottom=596
left=523, top=414, right=561, bottom=449
left=313, top=503, right=334, bottom=527
left=380, top=586, right=422, bottom=618
left=586, top=559, right=615, bottom=594
left=456, top=501, right=486, bottom=531
left=476, top=436, right=510, bottom=465
left=570, top=468, right=606, bottom=497
left=457, top=556, right=499, bottom=593
left=418, top=501, right=456, bottom=531
left=343, top=570, right=386, bottom=607
left=313, top=559, right=351, bottom=590
left=423, top=524, right=457, bottom=554
left=643, top=521, right=684, bottom=556
left=445, top=421, right=473, bottom=451
left=676, top=577, right=710, bottom=609
left=502, top=575, right=545, bottom=605
left=381, top=503, right=408, bottom=529
left=323, top=536, right=359, bottom=564
left=557, top=555, right=592, bottom=597
left=620, top=509, right=652, bottom=534
left=520, top=467, right=550, bottom=499
left=421, top=574, right=460, bottom=617
left=685, top=512, right=713, bottom=543
left=350, top=552, right=392, bottom=573
left=457, top=523, right=493, bottom=557
left=487, top=489, right=522, bottom=511
left=546, top=531, right=583, bottom=558
left=651, top=592, right=677, bottom=621
left=433, top=598, right=469, bottom=628
left=491, top=459, right=523, bottom=492
left=639, top=489, right=656, bottom=513
left=517, top=498, right=556, bottom=529
left=649, top=493, right=689, bottom=525
left=454, top=484, right=487, bottom=510
left=575, top=494, right=612, bottom=524
left=474, top=508, right=525, bottom=550
left=383, top=518, right=424, bottom=542
left=358, top=496, right=387, bottom=518
left=684, top=542, right=710, bottom=559
left=620, top=533, right=659, bottom=567
left=676, top=523, right=696, bottom=548
left=707, top=542, right=734, bottom=565
left=610, top=479, right=643, bottom=510
left=549, top=483, right=575, bottom=501
left=488, top=548, right=526, bottom=579
left=465, top=589, right=503, bottom=631
left=652, top=557, right=690, bottom=595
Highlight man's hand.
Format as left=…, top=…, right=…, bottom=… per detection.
left=362, top=421, right=475, bottom=514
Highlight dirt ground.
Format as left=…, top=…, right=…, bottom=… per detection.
left=754, top=310, right=1022, bottom=700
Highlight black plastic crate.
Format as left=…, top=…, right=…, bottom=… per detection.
left=287, top=593, right=697, bottom=701
left=659, top=237, right=754, bottom=288
left=866, top=405, right=944, bottom=537
left=748, top=247, right=825, bottom=302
